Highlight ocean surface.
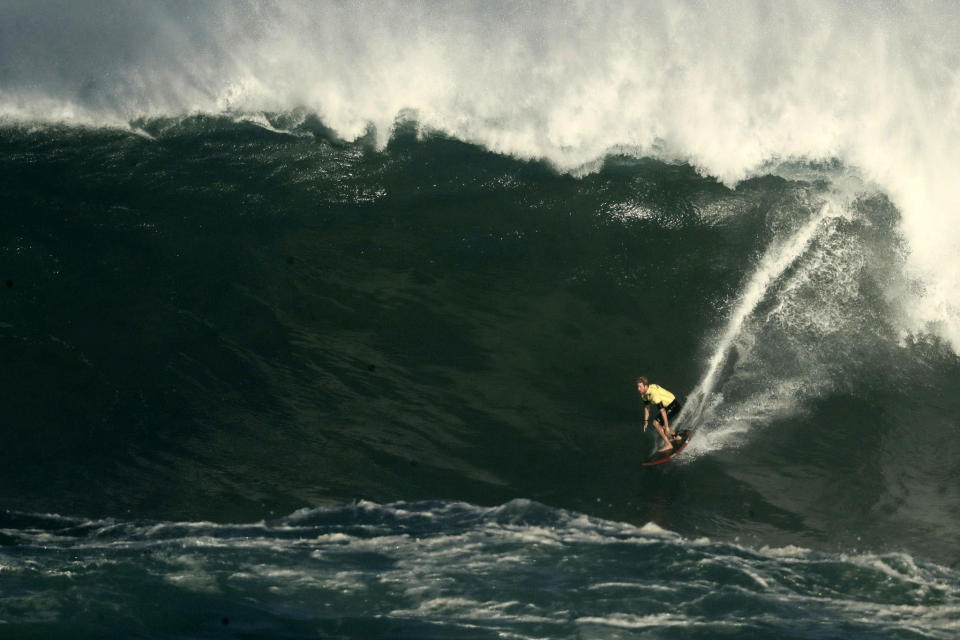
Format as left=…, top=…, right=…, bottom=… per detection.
left=3, top=2, right=960, bottom=638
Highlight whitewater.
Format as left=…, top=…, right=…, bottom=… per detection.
left=2, top=1, right=959, bottom=350
left=4, top=501, right=960, bottom=639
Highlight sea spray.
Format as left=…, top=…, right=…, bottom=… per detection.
left=2, top=2, right=960, bottom=349
left=681, top=195, right=845, bottom=448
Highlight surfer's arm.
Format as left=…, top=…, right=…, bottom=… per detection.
left=642, top=403, right=650, bottom=431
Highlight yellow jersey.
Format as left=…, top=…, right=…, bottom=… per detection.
left=642, top=384, right=676, bottom=408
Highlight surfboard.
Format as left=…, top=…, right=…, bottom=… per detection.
left=642, top=429, right=692, bottom=466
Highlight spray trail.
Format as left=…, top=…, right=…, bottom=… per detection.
left=682, top=197, right=843, bottom=436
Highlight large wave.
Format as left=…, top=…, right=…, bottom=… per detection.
left=3, top=2, right=959, bottom=353
left=4, top=2, right=957, bottom=352
left=3, top=88, right=960, bottom=569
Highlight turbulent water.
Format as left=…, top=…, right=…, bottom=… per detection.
left=3, top=2, right=960, bottom=638
left=4, top=500, right=960, bottom=639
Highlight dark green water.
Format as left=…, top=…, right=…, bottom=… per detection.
left=2, top=118, right=959, bottom=637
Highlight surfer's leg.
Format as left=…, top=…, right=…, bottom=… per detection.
left=662, top=423, right=678, bottom=443
left=652, top=420, right=674, bottom=452
left=663, top=402, right=682, bottom=441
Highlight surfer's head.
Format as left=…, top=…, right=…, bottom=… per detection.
left=636, top=376, right=649, bottom=393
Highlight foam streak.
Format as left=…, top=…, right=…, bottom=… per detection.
left=684, top=199, right=841, bottom=428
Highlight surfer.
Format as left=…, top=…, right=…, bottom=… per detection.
left=637, top=377, right=683, bottom=453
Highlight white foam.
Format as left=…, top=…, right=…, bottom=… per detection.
left=684, top=379, right=808, bottom=457
left=637, top=521, right=680, bottom=538
left=587, top=581, right=675, bottom=592
left=390, top=597, right=553, bottom=624
left=234, top=112, right=295, bottom=136
left=159, top=553, right=220, bottom=593
left=2, top=2, right=959, bottom=349
left=576, top=612, right=731, bottom=630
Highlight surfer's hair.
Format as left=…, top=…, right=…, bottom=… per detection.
left=636, top=376, right=649, bottom=386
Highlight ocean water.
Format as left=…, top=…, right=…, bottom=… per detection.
left=3, top=2, right=960, bottom=638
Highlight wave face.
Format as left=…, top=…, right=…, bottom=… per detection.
left=3, top=500, right=959, bottom=639
left=3, top=118, right=960, bottom=637
left=2, top=1, right=960, bottom=348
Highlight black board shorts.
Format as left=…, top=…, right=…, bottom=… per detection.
left=651, top=398, right=682, bottom=426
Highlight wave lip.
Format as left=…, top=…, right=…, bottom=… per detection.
left=4, top=1, right=960, bottom=350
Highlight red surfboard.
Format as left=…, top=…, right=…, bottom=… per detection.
left=642, top=429, right=692, bottom=466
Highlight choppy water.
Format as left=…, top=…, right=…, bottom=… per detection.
left=4, top=500, right=959, bottom=639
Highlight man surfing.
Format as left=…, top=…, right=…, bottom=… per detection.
left=636, top=376, right=684, bottom=453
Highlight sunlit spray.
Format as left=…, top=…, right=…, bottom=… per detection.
left=2, top=1, right=958, bottom=349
